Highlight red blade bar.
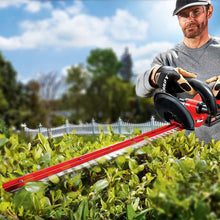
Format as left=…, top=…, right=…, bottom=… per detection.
left=2, top=122, right=182, bottom=192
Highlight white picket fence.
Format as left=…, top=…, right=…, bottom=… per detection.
left=22, top=117, right=168, bottom=139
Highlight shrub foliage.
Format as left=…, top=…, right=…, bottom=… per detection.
left=0, top=129, right=220, bottom=219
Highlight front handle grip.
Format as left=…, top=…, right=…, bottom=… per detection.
left=186, top=78, right=217, bottom=116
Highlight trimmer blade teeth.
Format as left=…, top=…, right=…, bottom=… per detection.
left=3, top=123, right=181, bottom=193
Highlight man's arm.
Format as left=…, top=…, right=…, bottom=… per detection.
left=135, top=65, right=161, bottom=97
left=136, top=52, right=197, bottom=97
left=135, top=51, right=168, bottom=97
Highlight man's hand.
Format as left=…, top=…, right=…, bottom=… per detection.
left=206, top=76, right=220, bottom=99
left=152, top=66, right=197, bottom=95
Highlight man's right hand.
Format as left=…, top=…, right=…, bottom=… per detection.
left=150, top=66, right=197, bottom=95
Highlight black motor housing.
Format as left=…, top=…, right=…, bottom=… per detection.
left=154, top=92, right=195, bottom=130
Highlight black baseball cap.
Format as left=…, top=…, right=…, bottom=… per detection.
left=173, top=0, right=211, bottom=15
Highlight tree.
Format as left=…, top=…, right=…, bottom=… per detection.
left=37, top=71, right=65, bottom=101
left=61, top=64, right=90, bottom=122
left=62, top=48, right=155, bottom=123
left=85, top=48, right=135, bottom=122
left=0, top=51, right=48, bottom=128
left=120, top=47, right=133, bottom=81
left=66, top=64, right=90, bottom=95
left=86, top=75, right=134, bottom=122
left=0, top=89, right=8, bottom=112
left=85, top=48, right=130, bottom=122
left=23, top=80, right=47, bottom=128
left=0, top=52, right=21, bottom=127
left=87, top=48, right=122, bottom=81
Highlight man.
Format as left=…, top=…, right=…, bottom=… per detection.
left=136, top=0, right=220, bottom=143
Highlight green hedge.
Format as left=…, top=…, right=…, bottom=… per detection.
left=0, top=129, right=220, bottom=219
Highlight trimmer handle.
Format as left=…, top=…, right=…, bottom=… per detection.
left=186, top=78, right=218, bottom=116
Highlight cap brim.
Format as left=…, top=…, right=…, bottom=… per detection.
left=173, top=2, right=209, bottom=16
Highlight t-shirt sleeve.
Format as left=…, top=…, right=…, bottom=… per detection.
left=135, top=53, right=167, bottom=97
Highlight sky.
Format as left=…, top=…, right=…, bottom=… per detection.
left=1, top=0, right=220, bottom=85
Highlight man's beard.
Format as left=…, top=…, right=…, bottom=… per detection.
left=182, top=20, right=208, bottom=38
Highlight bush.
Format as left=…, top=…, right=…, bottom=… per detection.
left=50, top=114, right=66, bottom=127
left=0, top=130, right=220, bottom=219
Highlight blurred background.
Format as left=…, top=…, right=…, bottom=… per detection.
left=0, top=0, right=219, bottom=129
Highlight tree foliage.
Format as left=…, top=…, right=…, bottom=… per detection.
left=87, top=48, right=122, bottom=81
left=0, top=52, right=48, bottom=129
left=62, top=64, right=90, bottom=121
left=85, top=48, right=133, bottom=122
left=86, top=76, right=134, bottom=122
left=66, top=64, right=90, bottom=95
left=120, top=47, right=133, bottom=81
left=0, top=52, right=23, bottom=127
left=62, top=48, right=154, bottom=123
left=62, top=48, right=136, bottom=123
left=0, top=47, right=154, bottom=128
left=24, top=80, right=47, bottom=128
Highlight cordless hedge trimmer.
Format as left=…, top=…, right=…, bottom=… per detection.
left=3, top=78, right=220, bottom=193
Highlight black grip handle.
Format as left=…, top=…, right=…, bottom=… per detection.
left=186, top=78, right=217, bottom=116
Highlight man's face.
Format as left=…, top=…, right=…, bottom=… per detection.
left=178, top=5, right=209, bottom=39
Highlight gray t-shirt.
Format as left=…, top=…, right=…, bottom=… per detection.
left=135, top=37, right=220, bottom=143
